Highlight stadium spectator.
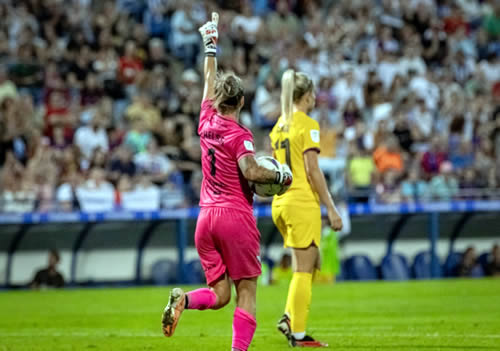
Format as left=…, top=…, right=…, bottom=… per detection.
left=169, top=3, right=202, bottom=68
left=118, top=40, right=143, bottom=88
left=342, top=98, right=362, bottom=128
left=125, top=92, right=162, bottom=132
left=109, top=146, right=137, bottom=183
left=74, top=113, right=109, bottom=160
left=267, top=0, right=301, bottom=40
left=458, top=246, right=482, bottom=277
left=429, top=161, right=459, bottom=200
left=421, top=137, right=448, bottom=175
left=30, top=250, right=65, bottom=289
left=76, top=168, right=115, bottom=212
left=134, top=138, right=175, bottom=185
left=487, top=244, right=500, bottom=277
left=231, top=2, right=263, bottom=46
left=120, top=175, right=161, bottom=211
left=143, top=1, right=169, bottom=39
left=80, top=73, right=104, bottom=107
left=2, top=0, right=500, bottom=211
left=124, top=120, right=152, bottom=154
left=332, top=69, right=365, bottom=111
left=482, top=3, right=500, bottom=39
left=0, top=65, right=17, bottom=103
left=450, top=140, right=475, bottom=171
left=56, top=170, right=82, bottom=212
left=373, top=137, right=404, bottom=174
left=408, top=98, right=433, bottom=140
left=460, top=168, right=486, bottom=197
left=393, top=111, right=416, bottom=152
left=254, top=74, right=281, bottom=127
left=401, top=168, right=429, bottom=202
left=376, top=169, right=402, bottom=203
left=348, top=145, right=375, bottom=198
left=0, top=152, right=36, bottom=212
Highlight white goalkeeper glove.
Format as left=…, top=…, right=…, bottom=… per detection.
left=275, top=163, right=293, bottom=195
left=199, top=12, right=219, bottom=56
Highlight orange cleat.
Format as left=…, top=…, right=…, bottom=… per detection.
left=162, top=288, right=186, bottom=337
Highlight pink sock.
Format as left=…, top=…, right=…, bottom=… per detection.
left=232, top=307, right=257, bottom=351
left=186, top=288, right=217, bottom=310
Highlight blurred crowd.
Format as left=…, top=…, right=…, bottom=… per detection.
left=1, top=0, right=500, bottom=213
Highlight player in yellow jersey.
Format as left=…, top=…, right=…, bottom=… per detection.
left=270, top=70, right=343, bottom=348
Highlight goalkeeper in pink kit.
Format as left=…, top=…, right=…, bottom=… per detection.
left=161, top=13, right=292, bottom=351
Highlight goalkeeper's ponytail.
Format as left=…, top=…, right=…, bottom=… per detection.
left=281, top=69, right=295, bottom=124
left=281, top=69, right=314, bottom=125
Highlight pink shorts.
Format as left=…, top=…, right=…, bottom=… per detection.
left=195, top=206, right=261, bottom=286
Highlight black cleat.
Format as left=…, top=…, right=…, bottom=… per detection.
left=276, top=313, right=292, bottom=341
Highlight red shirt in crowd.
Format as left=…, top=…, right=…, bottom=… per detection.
left=118, top=56, right=143, bottom=85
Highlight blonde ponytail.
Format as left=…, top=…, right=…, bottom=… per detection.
left=280, top=70, right=314, bottom=126
left=281, top=69, right=295, bottom=123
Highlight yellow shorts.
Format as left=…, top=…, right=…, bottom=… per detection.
left=272, top=205, right=321, bottom=249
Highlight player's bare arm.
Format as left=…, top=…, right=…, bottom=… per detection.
left=199, top=13, right=219, bottom=100
left=238, top=155, right=291, bottom=185
left=303, top=150, right=343, bottom=231
left=202, top=56, right=216, bottom=100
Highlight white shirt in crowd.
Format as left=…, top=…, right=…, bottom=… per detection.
left=1, top=190, right=36, bottom=213
left=399, top=56, right=427, bottom=76
left=409, top=76, right=440, bottom=110
left=56, top=183, right=73, bottom=203
left=254, top=85, right=279, bottom=117
left=377, top=60, right=403, bottom=90
left=122, top=184, right=161, bottom=211
left=409, top=107, right=434, bottom=138
left=331, top=78, right=365, bottom=111
left=76, top=180, right=115, bottom=212
left=171, top=8, right=204, bottom=48
left=478, top=60, right=500, bottom=88
left=74, top=126, right=109, bottom=159
left=232, top=15, right=262, bottom=44
left=134, top=152, right=173, bottom=175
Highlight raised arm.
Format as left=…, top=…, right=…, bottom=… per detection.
left=304, top=150, right=343, bottom=231
left=199, top=13, right=219, bottom=101
left=203, top=56, right=216, bottom=100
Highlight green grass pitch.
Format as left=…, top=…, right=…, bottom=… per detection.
left=1, top=279, right=499, bottom=350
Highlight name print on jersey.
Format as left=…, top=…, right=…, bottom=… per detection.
left=202, top=130, right=225, bottom=145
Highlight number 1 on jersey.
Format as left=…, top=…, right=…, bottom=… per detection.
left=275, top=138, right=292, bottom=171
left=208, top=148, right=216, bottom=176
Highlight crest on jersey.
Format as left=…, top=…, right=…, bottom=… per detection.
left=310, top=130, right=320, bottom=143
left=244, top=140, right=254, bottom=151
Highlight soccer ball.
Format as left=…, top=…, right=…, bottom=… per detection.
left=250, top=156, right=291, bottom=197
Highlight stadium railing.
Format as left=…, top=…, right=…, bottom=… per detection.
left=1, top=200, right=500, bottom=287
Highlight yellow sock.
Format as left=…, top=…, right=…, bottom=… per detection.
left=284, top=272, right=312, bottom=334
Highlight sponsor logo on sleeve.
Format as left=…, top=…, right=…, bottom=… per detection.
left=310, top=130, right=320, bottom=143
left=244, top=140, right=254, bottom=151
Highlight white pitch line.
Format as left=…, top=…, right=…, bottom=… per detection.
left=0, top=331, right=499, bottom=339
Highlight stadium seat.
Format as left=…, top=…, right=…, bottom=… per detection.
left=184, top=259, right=205, bottom=284
left=151, top=260, right=177, bottom=285
left=412, top=251, right=442, bottom=279
left=380, top=253, right=410, bottom=281
left=477, top=253, right=491, bottom=273
left=444, top=252, right=463, bottom=277
left=470, top=265, right=485, bottom=278
left=344, top=255, right=378, bottom=281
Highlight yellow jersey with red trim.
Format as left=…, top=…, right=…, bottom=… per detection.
left=269, top=111, right=321, bottom=208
